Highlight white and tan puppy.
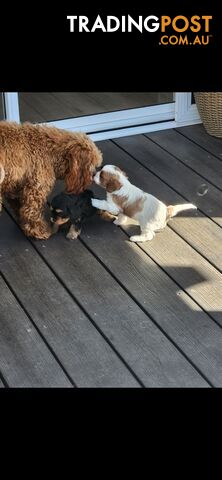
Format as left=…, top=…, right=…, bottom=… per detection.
left=92, top=165, right=197, bottom=242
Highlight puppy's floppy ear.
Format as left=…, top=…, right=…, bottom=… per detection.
left=65, top=141, right=102, bottom=194
left=100, top=171, right=122, bottom=193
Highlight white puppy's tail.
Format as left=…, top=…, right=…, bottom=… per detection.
left=167, top=203, right=197, bottom=218
left=0, top=163, right=5, bottom=184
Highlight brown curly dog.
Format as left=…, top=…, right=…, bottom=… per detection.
left=0, top=121, right=102, bottom=239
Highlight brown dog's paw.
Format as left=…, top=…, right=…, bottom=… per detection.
left=22, top=222, right=53, bottom=240
left=31, top=229, right=52, bottom=240
left=35, top=230, right=52, bottom=240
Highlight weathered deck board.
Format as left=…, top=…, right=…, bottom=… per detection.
left=126, top=225, right=222, bottom=327
left=0, top=211, right=138, bottom=388
left=79, top=216, right=222, bottom=387
left=30, top=225, right=208, bottom=387
left=102, top=140, right=222, bottom=320
left=113, top=137, right=222, bottom=271
left=0, top=377, right=5, bottom=388
left=0, top=275, right=72, bottom=388
left=176, top=125, right=222, bottom=161
left=115, top=134, right=222, bottom=226
left=146, top=129, right=222, bottom=190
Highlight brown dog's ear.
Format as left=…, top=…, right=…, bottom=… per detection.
left=65, top=143, right=96, bottom=194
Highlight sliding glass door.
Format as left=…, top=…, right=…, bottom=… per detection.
left=18, top=92, right=174, bottom=122
left=2, top=92, right=200, bottom=140
left=16, top=92, right=175, bottom=139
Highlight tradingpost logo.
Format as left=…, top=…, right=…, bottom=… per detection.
left=67, top=15, right=213, bottom=46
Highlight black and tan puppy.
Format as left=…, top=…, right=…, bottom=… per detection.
left=50, top=190, right=115, bottom=240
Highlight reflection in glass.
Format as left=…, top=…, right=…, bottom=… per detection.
left=0, top=93, right=5, bottom=120
left=18, top=92, right=174, bottom=123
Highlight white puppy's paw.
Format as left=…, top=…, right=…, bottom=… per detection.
left=91, top=198, right=101, bottom=209
left=130, top=233, right=154, bottom=242
left=130, top=235, right=141, bottom=242
left=113, top=218, right=122, bottom=226
left=113, top=214, right=128, bottom=226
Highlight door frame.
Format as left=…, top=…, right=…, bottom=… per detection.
left=2, top=92, right=200, bottom=140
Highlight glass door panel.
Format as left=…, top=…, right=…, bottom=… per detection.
left=0, top=93, right=5, bottom=119
left=18, top=92, right=174, bottom=123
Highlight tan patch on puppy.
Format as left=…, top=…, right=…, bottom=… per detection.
left=112, top=194, right=128, bottom=210
left=100, top=171, right=122, bottom=193
left=124, top=197, right=145, bottom=217
left=112, top=194, right=145, bottom=218
left=166, top=205, right=174, bottom=219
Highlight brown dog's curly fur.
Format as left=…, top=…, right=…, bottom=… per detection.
left=0, top=121, right=102, bottom=239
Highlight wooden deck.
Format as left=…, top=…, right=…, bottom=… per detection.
left=0, top=123, right=222, bottom=387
